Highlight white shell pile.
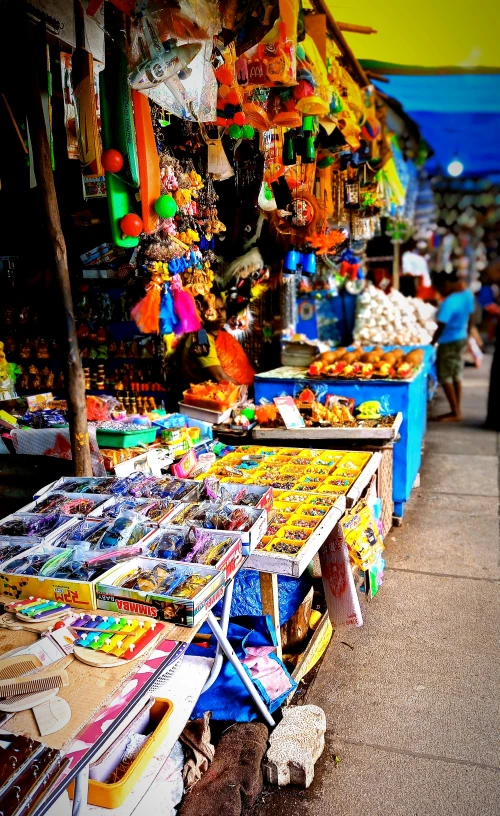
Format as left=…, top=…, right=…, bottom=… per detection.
left=353, top=283, right=437, bottom=346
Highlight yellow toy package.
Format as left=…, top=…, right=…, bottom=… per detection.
left=342, top=500, right=384, bottom=571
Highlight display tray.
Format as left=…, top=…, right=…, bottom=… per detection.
left=96, top=557, right=225, bottom=627
left=178, top=402, right=232, bottom=424
left=255, top=366, right=421, bottom=384
left=96, top=427, right=157, bottom=449
left=252, top=413, right=403, bottom=442
left=345, top=451, right=381, bottom=506
left=245, top=497, right=345, bottom=577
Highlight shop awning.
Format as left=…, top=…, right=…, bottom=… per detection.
left=325, top=1, right=500, bottom=175
left=330, top=0, right=500, bottom=72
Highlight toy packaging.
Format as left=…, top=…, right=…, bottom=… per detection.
left=95, top=557, right=225, bottom=626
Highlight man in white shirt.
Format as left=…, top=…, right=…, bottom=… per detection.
left=401, top=240, right=431, bottom=297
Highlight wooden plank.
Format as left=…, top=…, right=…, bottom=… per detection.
left=259, top=572, right=282, bottom=660
left=304, top=13, right=327, bottom=63
left=291, top=611, right=332, bottom=687
left=23, top=6, right=92, bottom=476
left=246, top=501, right=345, bottom=577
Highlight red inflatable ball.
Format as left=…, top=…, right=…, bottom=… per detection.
left=120, top=213, right=143, bottom=237
left=102, top=148, right=124, bottom=173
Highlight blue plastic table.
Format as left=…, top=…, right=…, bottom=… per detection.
left=255, top=350, right=434, bottom=519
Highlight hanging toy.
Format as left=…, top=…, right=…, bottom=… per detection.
left=159, top=282, right=179, bottom=335
left=170, top=275, right=201, bottom=335
left=154, top=195, right=178, bottom=219
left=120, top=213, right=143, bottom=237
left=130, top=274, right=162, bottom=334
left=0, top=342, right=20, bottom=400
left=339, top=249, right=360, bottom=280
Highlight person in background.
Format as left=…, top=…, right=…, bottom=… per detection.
left=180, top=294, right=255, bottom=387
left=401, top=239, right=432, bottom=298
left=432, top=272, right=475, bottom=421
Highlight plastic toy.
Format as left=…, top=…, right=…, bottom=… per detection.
left=132, top=90, right=160, bottom=234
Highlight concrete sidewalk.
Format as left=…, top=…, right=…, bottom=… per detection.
left=250, top=362, right=500, bottom=816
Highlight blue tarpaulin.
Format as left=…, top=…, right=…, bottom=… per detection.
left=377, top=74, right=500, bottom=176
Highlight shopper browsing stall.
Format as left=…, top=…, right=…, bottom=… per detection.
left=180, top=295, right=255, bottom=387
left=432, top=273, right=475, bottom=421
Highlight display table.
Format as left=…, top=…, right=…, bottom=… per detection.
left=0, top=567, right=275, bottom=816
left=255, top=365, right=430, bottom=519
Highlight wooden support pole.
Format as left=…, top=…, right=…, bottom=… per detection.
left=315, top=0, right=370, bottom=88
left=23, top=4, right=92, bottom=476
left=337, top=22, right=378, bottom=35
left=392, top=241, right=401, bottom=292
left=259, top=572, right=282, bottom=660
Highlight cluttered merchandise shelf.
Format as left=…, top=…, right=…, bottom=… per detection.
left=0, top=445, right=383, bottom=816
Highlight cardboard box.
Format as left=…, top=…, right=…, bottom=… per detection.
left=16, top=493, right=109, bottom=517
left=141, top=528, right=243, bottom=580
left=96, top=557, right=225, bottom=627
left=0, top=514, right=80, bottom=546
left=220, top=484, right=274, bottom=513
left=0, top=546, right=98, bottom=609
left=164, top=503, right=267, bottom=555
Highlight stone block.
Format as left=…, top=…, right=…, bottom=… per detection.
left=264, top=705, right=326, bottom=788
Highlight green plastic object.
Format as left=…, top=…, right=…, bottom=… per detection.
left=99, top=71, right=139, bottom=249
left=110, top=50, right=140, bottom=188
left=96, top=426, right=157, bottom=449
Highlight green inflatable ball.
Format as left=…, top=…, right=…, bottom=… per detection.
left=154, top=195, right=177, bottom=218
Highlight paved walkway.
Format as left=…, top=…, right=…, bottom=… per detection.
left=250, top=361, right=500, bottom=816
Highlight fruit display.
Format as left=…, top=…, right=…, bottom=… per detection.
left=353, top=284, right=437, bottom=346
left=308, top=346, right=425, bottom=380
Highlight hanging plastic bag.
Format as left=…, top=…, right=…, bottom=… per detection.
left=238, top=0, right=298, bottom=89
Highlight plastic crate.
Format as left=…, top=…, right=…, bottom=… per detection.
left=96, top=427, right=157, bottom=449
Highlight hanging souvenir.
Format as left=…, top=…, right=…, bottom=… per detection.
left=170, top=275, right=201, bottom=334
left=130, top=272, right=163, bottom=334
left=344, top=176, right=360, bottom=208
left=269, top=191, right=324, bottom=244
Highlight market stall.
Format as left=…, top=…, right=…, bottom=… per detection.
left=254, top=356, right=430, bottom=520
left=0, top=0, right=442, bottom=811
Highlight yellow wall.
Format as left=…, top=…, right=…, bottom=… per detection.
left=327, top=0, right=500, bottom=68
